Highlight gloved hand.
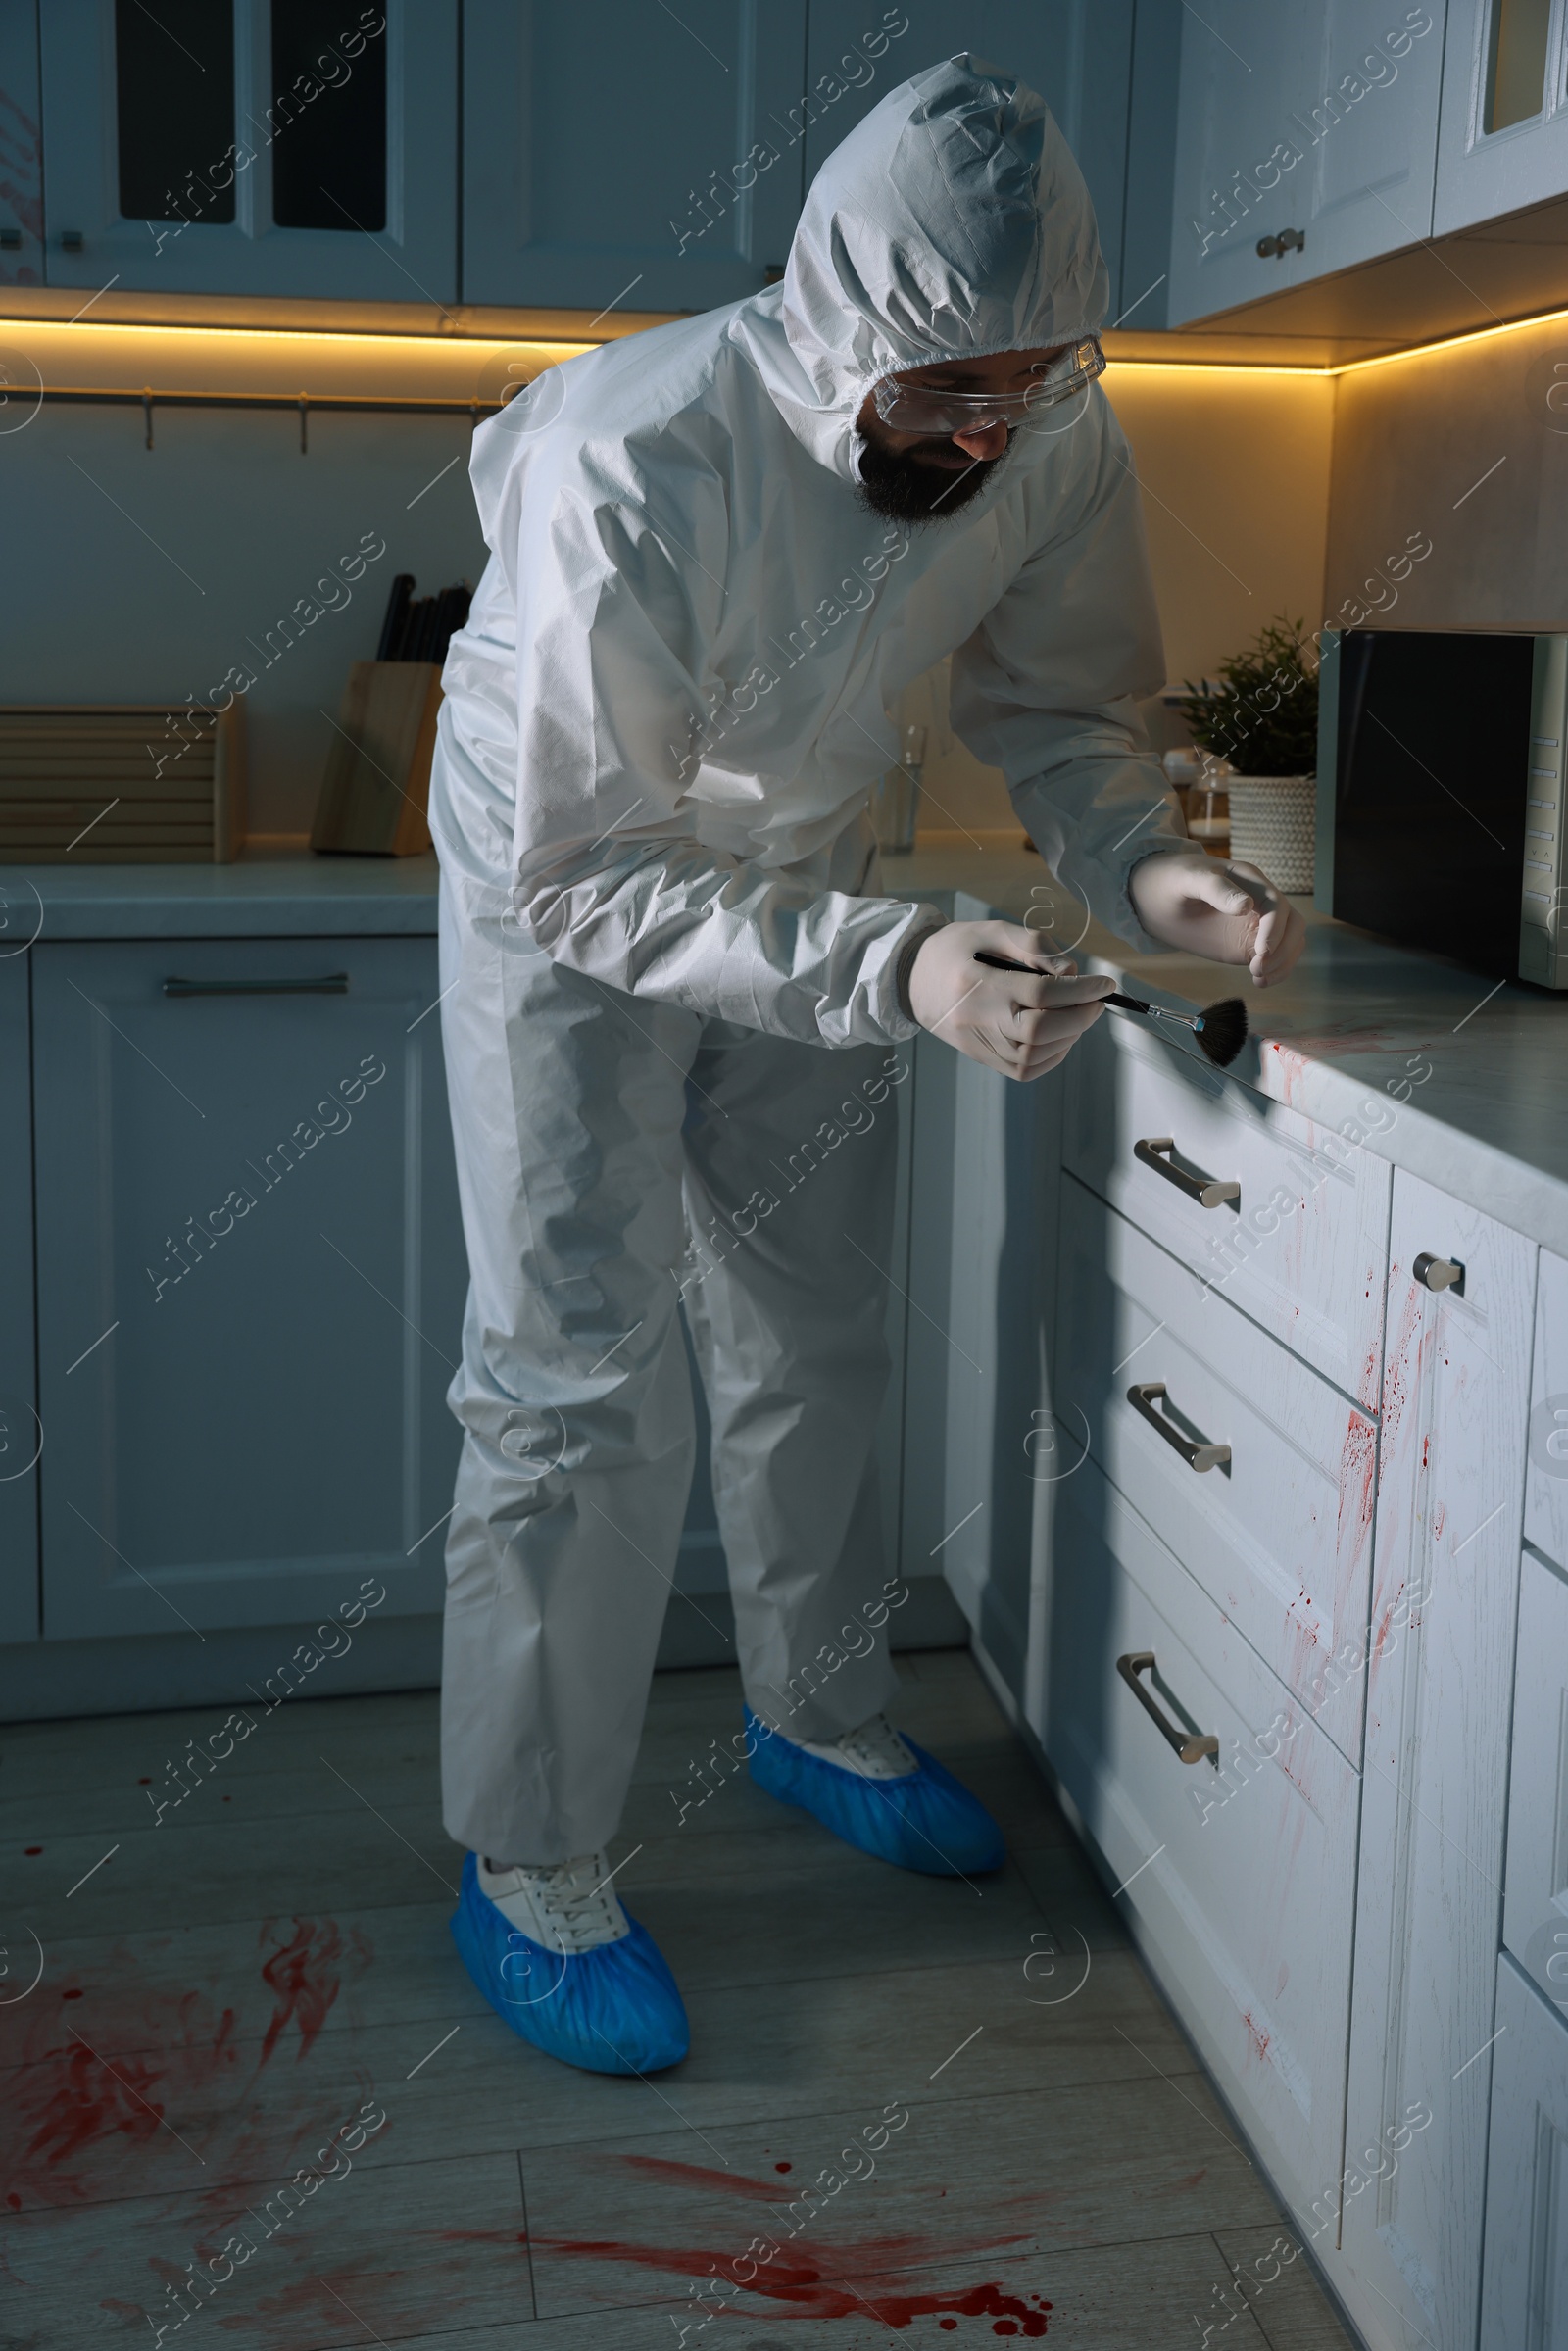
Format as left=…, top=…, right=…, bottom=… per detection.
left=905, top=920, right=1114, bottom=1082
left=1127, top=851, right=1306, bottom=986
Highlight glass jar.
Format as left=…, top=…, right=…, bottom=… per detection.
left=872, top=721, right=927, bottom=854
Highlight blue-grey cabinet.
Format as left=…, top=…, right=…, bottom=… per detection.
left=462, top=0, right=809, bottom=314
left=31, top=937, right=467, bottom=1640
left=0, top=2, right=42, bottom=288
left=1166, top=1, right=1446, bottom=325
left=802, top=1, right=1137, bottom=321
left=0, top=942, right=37, bottom=1644
left=38, top=0, right=458, bottom=301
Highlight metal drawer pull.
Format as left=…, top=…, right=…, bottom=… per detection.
left=1127, top=1380, right=1232, bottom=1473
left=163, top=974, right=350, bottom=997
left=1134, top=1136, right=1240, bottom=1209
left=1117, top=1650, right=1220, bottom=1764
left=1413, top=1251, right=1465, bottom=1296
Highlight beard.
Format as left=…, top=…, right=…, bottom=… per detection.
left=854, top=428, right=1011, bottom=523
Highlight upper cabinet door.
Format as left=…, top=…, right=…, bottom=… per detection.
left=38, top=1, right=457, bottom=300
left=1436, top=0, right=1568, bottom=230
left=802, top=3, right=1135, bottom=321
left=1167, top=2, right=1446, bottom=325
left=0, top=2, right=43, bottom=287
left=462, top=0, right=808, bottom=315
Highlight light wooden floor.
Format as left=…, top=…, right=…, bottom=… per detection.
left=1, top=1649, right=1356, bottom=2348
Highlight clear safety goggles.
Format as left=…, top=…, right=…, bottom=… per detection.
left=870, top=335, right=1105, bottom=434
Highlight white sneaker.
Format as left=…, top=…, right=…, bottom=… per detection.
left=476, top=1851, right=630, bottom=1952
left=794, top=1712, right=919, bottom=1781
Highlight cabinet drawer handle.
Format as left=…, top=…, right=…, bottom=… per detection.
left=1127, top=1380, right=1231, bottom=1473
left=1117, top=1650, right=1220, bottom=1765
left=1413, top=1251, right=1465, bottom=1296
left=162, top=974, right=350, bottom=997
left=1134, top=1136, right=1240, bottom=1209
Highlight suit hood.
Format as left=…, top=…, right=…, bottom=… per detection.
left=729, top=52, right=1108, bottom=482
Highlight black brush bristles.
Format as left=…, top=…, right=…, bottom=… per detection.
left=1191, top=997, right=1248, bottom=1068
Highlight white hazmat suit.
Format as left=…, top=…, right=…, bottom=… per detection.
left=430, top=55, right=1186, bottom=1866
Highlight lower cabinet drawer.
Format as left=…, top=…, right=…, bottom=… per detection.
left=1063, top=1018, right=1390, bottom=1408
left=1043, top=1453, right=1358, bottom=2215
left=1479, top=1956, right=1568, bottom=2348
left=1055, top=1174, right=1377, bottom=1764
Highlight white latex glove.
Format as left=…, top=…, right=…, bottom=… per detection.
left=1127, top=851, right=1306, bottom=987
left=906, top=920, right=1114, bottom=1083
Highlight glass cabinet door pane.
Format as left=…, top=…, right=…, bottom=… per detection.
left=114, top=0, right=236, bottom=222
left=1485, top=0, right=1552, bottom=131
left=270, top=0, right=386, bottom=230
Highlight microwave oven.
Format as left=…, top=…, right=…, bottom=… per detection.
left=1316, top=628, right=1568, bottom=989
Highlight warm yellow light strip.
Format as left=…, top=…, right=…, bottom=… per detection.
left=3, top=293, right=1565, bottom=398
left=0, top=316, right=583, bottom=405
left=1327, top=299, right=1568, bottom=376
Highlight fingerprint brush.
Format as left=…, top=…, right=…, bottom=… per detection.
left=972, top=952, right=1249, bottom=1070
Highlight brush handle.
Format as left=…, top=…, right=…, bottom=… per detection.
left=971, top=954, right=1167, bottom=1024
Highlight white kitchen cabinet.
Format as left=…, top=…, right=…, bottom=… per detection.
left=38, top=0, right=458, bottom=301
left=30, top=938, right=468, bottom=1640
left=462, top=0, right=808, bottom=315
left=1479, top=1955, right=1568, bottom=2349
left=1502, top=1544, right=1568, bottom=2015
left=1436, top=0, right=1568, bottom=232
left=1062, top=1015, right=1392, bottom=1407
left=802, top=1, right=1136, bottom=318
left=0, top=946, right=37, bottom=1645
left=900, top=915, right=1063, bottom=1705
left=1166, top=1, right=1446, bottom=326
left=1338, top=1169, right=1535, bottom=2351
left=1055, top=1174, right=1378, bottom=1764
left=1042, top=1451, right=1360, bottom=2216
left=1528, top=1245, right=1568, bottom=1570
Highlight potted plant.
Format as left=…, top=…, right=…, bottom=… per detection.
left=1178, top=616, right=1319, bottom=893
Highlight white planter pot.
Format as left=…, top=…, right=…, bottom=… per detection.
left=1226, top=773, right=1315, bottom=894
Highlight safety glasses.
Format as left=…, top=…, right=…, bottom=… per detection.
left=870, top=335, right=1106, bottom=434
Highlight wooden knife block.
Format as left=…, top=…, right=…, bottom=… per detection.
left=311, top=661, right=442, bottom=857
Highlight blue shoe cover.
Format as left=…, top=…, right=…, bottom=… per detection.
left=451, top=1852, right=689, bottom=2075
left=745, top=1707, right=1005, bottom=1877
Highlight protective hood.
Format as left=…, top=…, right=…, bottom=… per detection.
left=729, top=52, right=1108, bottom=483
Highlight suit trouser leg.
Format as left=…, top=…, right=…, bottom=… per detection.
left=679, top=1026, right=908, bottom=1742
left=436, top=874, right=701, bottom=1865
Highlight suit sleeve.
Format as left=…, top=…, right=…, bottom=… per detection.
left=948, top=395, right=1192, bottom=951
left=508, top=473, right=940, bottom=1048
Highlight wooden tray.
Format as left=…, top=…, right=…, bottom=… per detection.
left=0, top=705, right=246, bottom=861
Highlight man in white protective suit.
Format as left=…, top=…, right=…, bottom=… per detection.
left=429, top=54, right=1305, bottom=2076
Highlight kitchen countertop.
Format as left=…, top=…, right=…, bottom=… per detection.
left=895, top=844, right=1568, bottom=1259
left=5, top=842, right=1565, bottom=1252
left=0, top=849, right=443, bottom=940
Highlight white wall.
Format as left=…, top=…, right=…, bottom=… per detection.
left=0, top=362, right=1336, bottom=847
left=1326, top=317, right=1568, bottom=631
left=1, top=401, right=487, bottom=837
left=907, top=365, right=1337, bottom=844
